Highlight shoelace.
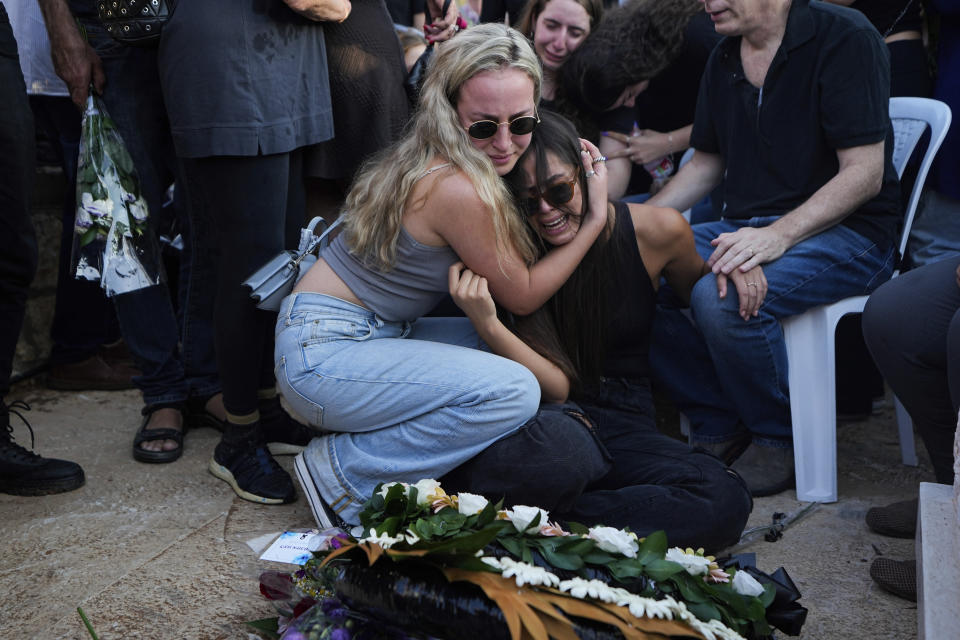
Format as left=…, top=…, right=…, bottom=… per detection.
left=3, top=400, right=36, bottom=450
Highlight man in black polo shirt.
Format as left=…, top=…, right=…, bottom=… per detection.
left=648, top=0, right=900, bottom=496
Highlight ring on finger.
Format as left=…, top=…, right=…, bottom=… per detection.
left=591, top=155, right=607, bottom=164
left=747, top=282, right=758, bottom=287
left=585, top=170, right=596, bottom=178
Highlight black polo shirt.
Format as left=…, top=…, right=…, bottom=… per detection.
left=690, top=0, right=901, bottom=246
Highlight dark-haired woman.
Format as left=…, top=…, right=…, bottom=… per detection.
left=441, top=112, right=755, bottom=551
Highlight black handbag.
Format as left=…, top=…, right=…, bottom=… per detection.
left=97, top=0, right=177, bottom=46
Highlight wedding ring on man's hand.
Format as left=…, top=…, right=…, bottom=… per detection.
left=585, top=170, right=596, bottom=178
left=592, top=155, right=607, bottom=164
left=452, top=24, right=460, bottom=33
left=747, top=283, right=758, bottom=287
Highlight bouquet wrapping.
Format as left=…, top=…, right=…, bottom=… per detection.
left=72, top=93, right=163, bottom=296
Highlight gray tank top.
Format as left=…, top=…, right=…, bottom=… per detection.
left=322, top=164, right=459, bottom=322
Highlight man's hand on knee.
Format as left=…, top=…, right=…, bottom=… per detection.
left=707, top=226, right=789, bottom=275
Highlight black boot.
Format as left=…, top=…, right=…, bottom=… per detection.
left=0, top=400, right=85, bottom=496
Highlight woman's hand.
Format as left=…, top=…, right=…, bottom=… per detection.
left=717, top=264, right=768, bottom=320
left=603, top=129, right=674, bottom=166
left=423, top=0, right=460, bottom=43
left=579, top=138, right=609, bottom=235
left=449, top=262, right=498, bottom=330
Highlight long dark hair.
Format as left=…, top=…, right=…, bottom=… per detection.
left=562, top=0, right=702, bottom=114
left=504, top=112, right=629, bottom=394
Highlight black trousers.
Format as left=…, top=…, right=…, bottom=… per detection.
left=0, top=6, right=37, bottom=399
left=442, top=378, right=753, bottom=553
left=863, top=256, right=960, bottom=485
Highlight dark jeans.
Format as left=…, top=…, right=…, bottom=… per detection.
left=79, top=19, right=218, bottom=406
left=863, top=256, right=960, bottom=485
left=0, top=7, right=37, bottom=398
left=29, top=95, right=121, bottom=366
left=441, top=402, right=613, bottom=514
left=444, top=379, right=753, bottom=553
left=180, top=151, right=305, bottom=416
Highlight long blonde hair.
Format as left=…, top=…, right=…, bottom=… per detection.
left=343, top=23, right=542, bottom=270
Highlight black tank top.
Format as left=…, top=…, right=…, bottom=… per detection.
left=599, top=201, right=657, bottom=381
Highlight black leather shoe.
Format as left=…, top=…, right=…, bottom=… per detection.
left=0, top=401, right=85, bottom=496
left=730, top=441, right=795, bottom=497
left=208, top=435, right=295, bottom=505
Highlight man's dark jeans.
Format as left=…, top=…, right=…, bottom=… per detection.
left=0, top=6, right=37, bottom=398
left=77, top=19, right=218, bottom=406
left=443, top=379, right=753, bottom=553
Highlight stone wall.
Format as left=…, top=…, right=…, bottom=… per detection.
left=13, top=167, right=66, bottom=380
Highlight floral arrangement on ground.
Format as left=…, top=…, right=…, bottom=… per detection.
left=253, top=479, right=806, bottom=640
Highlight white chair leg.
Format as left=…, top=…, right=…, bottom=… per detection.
left=784, top=310, right=839, bottom=503
left=894, top=394, right=919, bottom=466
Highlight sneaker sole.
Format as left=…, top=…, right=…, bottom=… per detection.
left=0, top=474, right=85, bottom=496
left=267, top=442, right=307, bottom=456
left=293, top=452, right=338, bottom=529
left=207, top=458, right=289, bottom=505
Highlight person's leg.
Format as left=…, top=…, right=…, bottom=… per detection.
left=29, top=95, right=124, bottom=375
left=557, top=380, right=752, bottom=553
left=275, top=294, right=541, bottom=523
left=0, top=10, right=83, bottom=494
left=183, top=151, right=304, bottom=502
left=863, top=256, right=960, bottom=485
left=439, top=402, right=612, bottom=513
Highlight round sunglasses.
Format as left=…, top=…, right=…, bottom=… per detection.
left=465, top=113, right=540, bottom=140
left=523, top=168, right=580, bottom=215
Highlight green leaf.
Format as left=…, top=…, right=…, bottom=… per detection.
left=499, top=536, right=524, bottom=558
left=79, top=227, right=99, bottom=248
left=538, top=546, right=584, bottom=571
left=417, top=525, right=502, bottom=555
left=565, top=521, right=589, bottom=535
left=377, top=515, right=402, bottom=537
left=760, top=582, right=776, bottom=608
left=643, top=558, right=685, bottom=581
left=476, top=498, right=498, bottom=527
left=674, top=575, right=709, bottom=603
left=687, top=601, right=723, bottom=623
left=244, top=617, right=280, bottom=639
left=636, top=530, right=668, bottom=560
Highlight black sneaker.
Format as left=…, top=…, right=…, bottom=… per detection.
left=0, top=401, right=85, bottom=496
left=259, top=395, right=319, bottom=456
left=208, top=436, right=296, bottom=505
left=294, top=452, right=348, bottom=530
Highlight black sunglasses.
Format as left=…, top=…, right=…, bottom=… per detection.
left=523, top=169, right=580, bottom=215
left=466, top=113, right=540, bottom=140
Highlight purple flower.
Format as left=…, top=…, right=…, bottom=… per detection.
left=331, top=628, right=351, bottom=640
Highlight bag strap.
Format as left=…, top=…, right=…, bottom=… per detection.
left=292, top=217, right=343, bottom=267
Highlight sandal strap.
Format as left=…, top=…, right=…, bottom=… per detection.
left=141, top=401, right=186, bottom=416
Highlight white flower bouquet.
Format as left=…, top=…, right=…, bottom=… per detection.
left=72, top=94, right=163, bottom=297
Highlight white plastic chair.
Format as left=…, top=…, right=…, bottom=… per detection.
left=783, top=97, right=952, bottom=502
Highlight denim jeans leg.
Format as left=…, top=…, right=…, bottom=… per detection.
left=173, top=158, right=219, bottom=400
left=557, top=380, right=752, bottom=552
left=676, top=218, right=895, bottom=443
left=275, top=294, right=541, bottom=524
left=81, top=19, right=189, bottom=407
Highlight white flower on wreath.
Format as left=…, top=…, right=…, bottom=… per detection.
left=587, top=526, right=639, bottom=558
left=731, top=570, right=765, bottom=597
left=480, top=556, right=504, bottom=570
left=456, top=492, right=489, bottom=515
left=377, top=481, right=408, bottom=499
left=665, top=547, right=711, bottom=576
left=559, top=577, right=623, bottom=603
left=80, top=192, right=113, bottom=219
left=505, top=505, right=550, bottom=534
left=412, top=478, right=442, bottom=505
left=360, top=532, right=406, bottom=549
left=688, top=617, right=747, bottom=640
left=497, top=557, right=560, bottom=588
left=75, top=204, right=93, bottom=230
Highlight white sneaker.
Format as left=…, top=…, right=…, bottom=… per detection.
left=294, top=451, right=347, bottom=531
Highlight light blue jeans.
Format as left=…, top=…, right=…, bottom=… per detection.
left=650, top=217, right=896, bottom=445
left=274, top=293, right=540, bottom=523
